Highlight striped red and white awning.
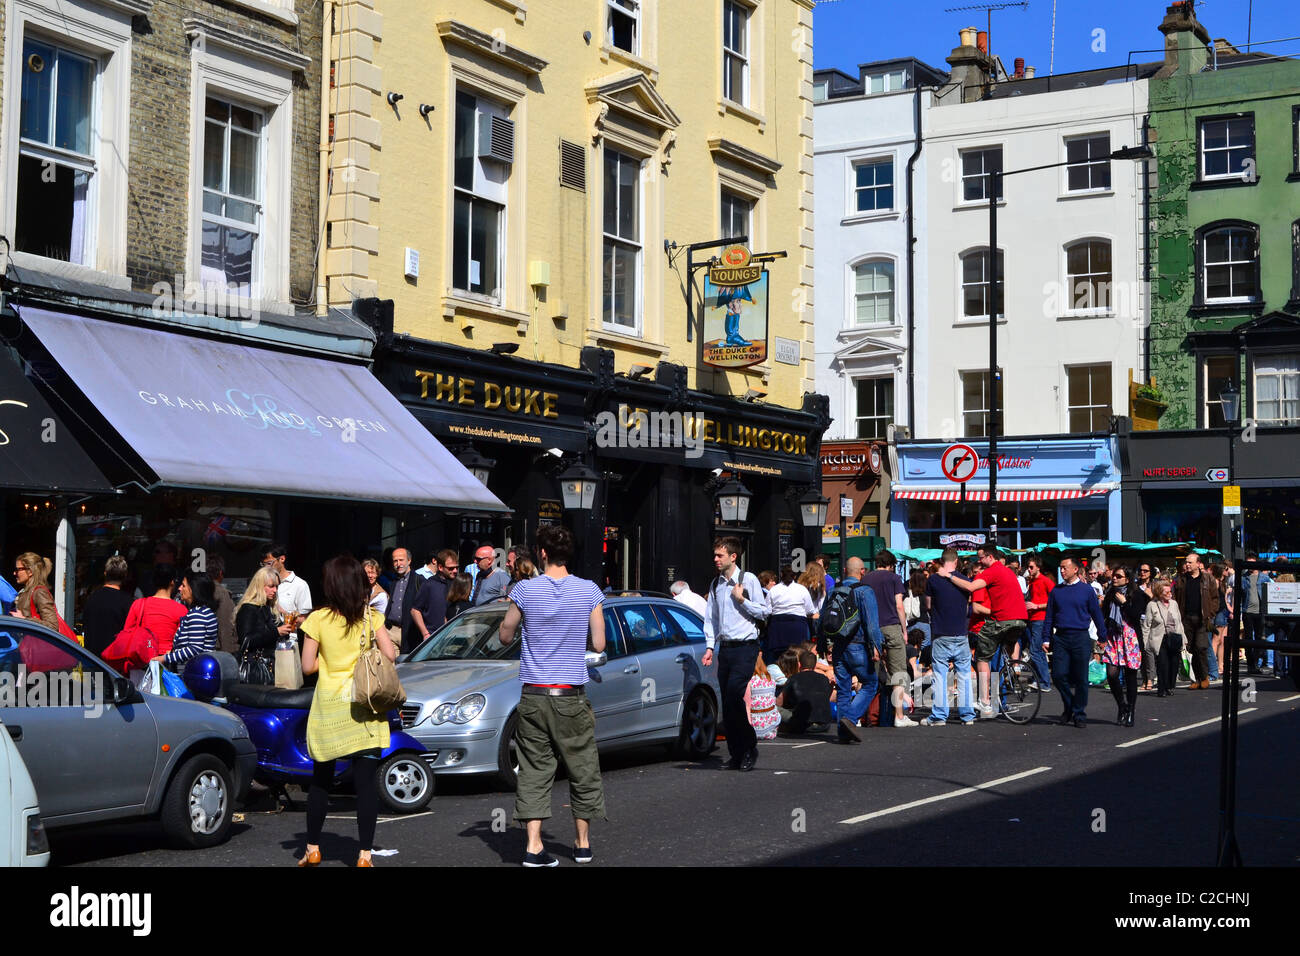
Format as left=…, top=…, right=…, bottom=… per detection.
left=894, top=487, right=1111, bottom=502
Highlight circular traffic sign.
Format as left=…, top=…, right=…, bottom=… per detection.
left=941, top=443, right=980, bottom=483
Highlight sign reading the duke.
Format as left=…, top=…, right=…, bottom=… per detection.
left=703, top=245, right=768, bottom=369
left=941, top=443, right=980, bottom=484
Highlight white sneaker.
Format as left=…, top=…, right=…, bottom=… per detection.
left=975, top=701, right=996, bottom=719
left=894, top=715, right=918, bottom=727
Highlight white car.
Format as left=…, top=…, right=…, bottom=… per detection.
left=0, top=715, right=49, bottom=866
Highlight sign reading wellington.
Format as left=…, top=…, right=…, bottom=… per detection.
left=703, top=245, right=768, bottom=369
left=941, top=443, right=980, bottom=483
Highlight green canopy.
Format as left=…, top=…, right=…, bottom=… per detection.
left=1032, top=540, right=1223, bottom=559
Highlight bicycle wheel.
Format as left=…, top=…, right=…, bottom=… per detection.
left=998, top=655, right=1041, bottom=724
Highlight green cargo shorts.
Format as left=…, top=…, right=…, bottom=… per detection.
left=513, top=692, right=606, bottom=824
left=974, top=619, right=1028, bottom=664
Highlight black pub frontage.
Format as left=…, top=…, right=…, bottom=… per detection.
left=372, top=316, right=831, bottom=591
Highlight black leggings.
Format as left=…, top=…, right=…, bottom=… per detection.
left=1106, top=665, right=1137, bottom=712
left=1156, top=636, right=1183, bottom=694
left=307, top=755, right=379, bottom=852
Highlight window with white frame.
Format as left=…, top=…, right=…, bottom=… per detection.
left=960, top=248, right=1004, bottom=320
left=855, top=378, right=893, bottom=440
left=1254, top=354, right=1300, bottom=426
left=866, top=70, right=906, bottom=94
left=1066, top=364, right=1112, bottom=432
left=1200, top=224, right=1259, bottom=303
left=961, top=146, right=1002, bottom=202
left=721, top=189, right=751, bottom=241
left=608, top=0, right=640, bottom=55
left=853, top=158, right=893, bottom=213
left=960, top=370, right=1001, bottom=438
left=200, top=97, right=262, bottom=293
left=603, top=149, right=642, bottom=330
left=1065, top=132, right=1111, bottom=192
left=1202, top=354, right=1238, bottom=428
left=1065, top=239, right=1112, bottom=312
left=812, top=78, right=828, bottom=102
left=853, top=260, right=894, bottom=326
left=453, top=89, right=509, bottom=298
left=1199, top=115, right=1254, bottom=181
left=15, top=36, right=96, bottom=265
left=722, top=1, right=749, bottom=106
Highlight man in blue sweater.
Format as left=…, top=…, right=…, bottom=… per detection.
left=1042, top=556, right=1106, bottom=728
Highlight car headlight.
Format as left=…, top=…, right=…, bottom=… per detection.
left=453, top=694, right=486, bottom=724
left=430, top=693, right=487, bottom=725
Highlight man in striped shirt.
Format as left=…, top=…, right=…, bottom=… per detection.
left=499, top=524, right=607, bottom=867
left=702, top=535, right=771, bottom=771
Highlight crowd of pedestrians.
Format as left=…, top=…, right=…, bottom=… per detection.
left=689, top=544, right=1295, bottom=752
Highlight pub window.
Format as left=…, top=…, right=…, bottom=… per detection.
left=452, top=89, right=509, bottom=299
left=603, top=149, right=643, bottom=331
left=720, top=189, right=751, bottom=241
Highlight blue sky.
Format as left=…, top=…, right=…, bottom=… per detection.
left=813, top=0, right=1297, bottom=78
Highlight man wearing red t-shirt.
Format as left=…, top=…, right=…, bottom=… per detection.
left=1024, top=556, right=1054, bottom=691
left=936, top=545, right=1027, bottom=717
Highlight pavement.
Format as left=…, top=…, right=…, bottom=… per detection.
left=49, top=674, right=1300, bottom=867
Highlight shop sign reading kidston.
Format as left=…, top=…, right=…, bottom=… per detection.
left=703, top=245, right=768, bottom=370
left=415, top=371, right=560, bottom=419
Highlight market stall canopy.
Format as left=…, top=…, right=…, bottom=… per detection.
left=1033, top=539, right=1223, bottom=559
left=18, top=307, right=507, bottom=512
left=0, top=348, right=113, bottom=493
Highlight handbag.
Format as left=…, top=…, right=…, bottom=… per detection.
left=351, top=612, right=405, bottom=713
left=238, top=641, right=273, bottom=685
left=32, top=585, right=80, bottom=643
left=102, top=599, right=158, bottom=674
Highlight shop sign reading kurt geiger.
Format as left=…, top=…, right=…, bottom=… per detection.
left=703, top=245, right=769, bottom=370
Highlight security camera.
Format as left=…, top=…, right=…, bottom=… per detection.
left=547, top=447, right=564, bottom=458
left=711, top=467, right=724, bottom=478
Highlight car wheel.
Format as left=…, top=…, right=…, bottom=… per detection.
left=376, top=752, right=434, bottom=814
left=161, top=754, right=234, bottom=849
left=496, top=712, right=520, bottom=791
left=674, top=689, right=717, bottom=760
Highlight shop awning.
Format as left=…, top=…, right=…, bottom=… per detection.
left=0, top=348, right=114, bottom=493
left=17, top=307, right=508, bottom=512
left=893, top=485, right=1115, bottom=502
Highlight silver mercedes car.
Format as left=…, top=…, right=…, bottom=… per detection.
left=396, top=595, right=720, bottom=789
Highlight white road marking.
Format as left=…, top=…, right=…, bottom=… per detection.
left=1116, top=709, right=1257, bottom=749
left=839, top=766, right=1052, bottom=825
left=792, top=741, right=826, bottom=749
left=326, top=811, right=434, bottom=824
left=1278, top=694, right=1300, bottom=703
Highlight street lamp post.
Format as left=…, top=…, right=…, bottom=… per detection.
left=984, top=145, right=1153, bottom=549
left=1216, top=380, right=1243, bottom=867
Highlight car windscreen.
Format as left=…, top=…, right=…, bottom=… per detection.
left=406, top=609, right=517, bottom=662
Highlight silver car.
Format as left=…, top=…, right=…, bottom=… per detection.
left=0, top=618, right=256, bottom=849
left=397, top=595, right=720, bottom=788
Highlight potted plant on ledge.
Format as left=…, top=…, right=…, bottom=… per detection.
left=1131, top=381, right=1168, bottom=431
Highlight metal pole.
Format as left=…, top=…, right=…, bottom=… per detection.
left=1217, top=423, right=1243, bottom=865
left=839, top=495, right=848, bottom=582
left=988, top=170, right=1000, bottom=547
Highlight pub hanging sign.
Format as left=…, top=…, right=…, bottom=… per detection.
left=703, top=245, right=769, bottom=370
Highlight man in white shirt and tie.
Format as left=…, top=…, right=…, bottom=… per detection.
left=700, top=536, right=770, bottom=772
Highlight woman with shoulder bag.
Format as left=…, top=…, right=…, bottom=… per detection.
left=1101, top=567, right=1143, bottom=726
left=1142, top=580, right=1183, bottom=698
left=296, top=555, right=396, bottom=868
left=235, top=567, right=291, bottom=683
left=10, top=552, right=60, bottom=631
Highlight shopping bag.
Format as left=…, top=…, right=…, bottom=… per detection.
left=159, top=668, right=193, bottom=699
left=1087, top=660, right=1108, bottom=686
left=274, top=639, right=303, bottom=690
left=135, top=660, right=163, bottom=695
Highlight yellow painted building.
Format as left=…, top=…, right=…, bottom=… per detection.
left=319, top=0, right=827, bottom=590
left=322, top=0, right=815, bottom=402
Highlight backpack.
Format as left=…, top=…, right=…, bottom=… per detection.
left=819, top=581, right=862, bottom=649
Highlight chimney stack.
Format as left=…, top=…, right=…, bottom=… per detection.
left=1156, top=0, right=1211, bottom=77
left=976, top=31, right=988, bottom=55
left=1014, top=57, right=1025, bottom=78
left=1025, top=65, right=1036, bottom=78
left=942, top=26, right=995, bottom=104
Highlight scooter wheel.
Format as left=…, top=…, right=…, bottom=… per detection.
left=376, top=752, right=434, bottom=813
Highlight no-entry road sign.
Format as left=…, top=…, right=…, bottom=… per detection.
left=941, top=443, right=980, bottom=483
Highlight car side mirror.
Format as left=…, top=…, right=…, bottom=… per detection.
left=110, top=676, right=140, bottom=705
left=585, top=651, right=608, bottom=667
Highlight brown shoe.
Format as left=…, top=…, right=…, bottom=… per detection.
left=356, top=854, right=373, bottom=867
left=1200, top=679, right=1211, bottom=690
left=297, top=848, right=321, bottom=867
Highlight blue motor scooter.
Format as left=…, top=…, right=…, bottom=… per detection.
left=183, top=653, right=434, bottom=813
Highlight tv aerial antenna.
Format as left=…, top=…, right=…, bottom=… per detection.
left=943, top=2, right=1029, bottom=64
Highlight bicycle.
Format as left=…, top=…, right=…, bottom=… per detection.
left=991, top=638, right=1042, bottom=724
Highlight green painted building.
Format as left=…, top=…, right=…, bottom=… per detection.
left=1120, top=2, right=1300, bottom=556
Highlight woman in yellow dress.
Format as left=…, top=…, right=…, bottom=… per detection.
left=297, top=554, right=396, bottom=867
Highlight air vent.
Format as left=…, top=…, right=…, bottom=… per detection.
left=478, top=113, right=514, bottom=164
left=559, top=139, right=586, bottom=190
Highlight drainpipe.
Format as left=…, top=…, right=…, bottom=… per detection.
left=905, top=86, right=924, bottom=436
left=1140, top=112, right=1152, bottom=382
left=316, top=0, right=335, bottom=316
